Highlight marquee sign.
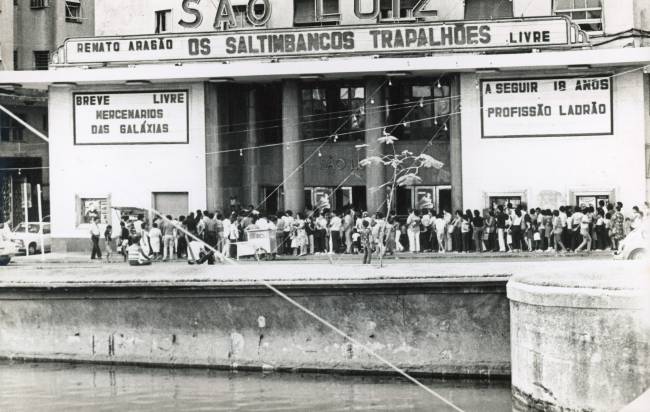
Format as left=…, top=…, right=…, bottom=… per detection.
left=73, top=90, right=189, bottom=145
left=480, top=76, right=613, bottom=138
left=59, top=16, right=587, bottom=65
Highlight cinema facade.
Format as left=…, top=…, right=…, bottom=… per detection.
left=3, top=0, right=649, bottom=250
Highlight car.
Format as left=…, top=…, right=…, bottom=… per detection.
left=0, top=239, right=17, bottom=266
left=11, top=222, right=52, bottom=255
left=614, top=222, right=649, bottom=260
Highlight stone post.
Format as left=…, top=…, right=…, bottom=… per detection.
left=450, top=75, right=463, bottom=213
left=205, top=82, right=225, bottom=211
left=364, top=77, right=386, bottom=214
left=243, top=86, right=260, bottom=208
left=282, top=80, right=304, bottom=212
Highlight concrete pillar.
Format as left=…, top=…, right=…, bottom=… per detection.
left=205, top=82, right=225, bottom=211
left=449, top=75, right=463, bottom=213
left=282, top=80, right=304, bottom=212
left=508, top=270, right=650, bottom=411
left=364, top=77, right=386, bottom=214
left=243, top=87, right=260, bottom=207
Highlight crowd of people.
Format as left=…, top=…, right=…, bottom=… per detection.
left=101, top=200, right=650, bottom=264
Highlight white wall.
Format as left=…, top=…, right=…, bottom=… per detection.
left=460, top=69, right=647, bottom=211
left=48, top=82, right=206, bottom=238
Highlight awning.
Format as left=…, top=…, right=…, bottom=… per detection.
left=1, top=47, right=649, bottom=90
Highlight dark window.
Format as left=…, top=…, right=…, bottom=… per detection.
left=33, top=51, right=50, bottom=70
left=387, top=79, right=451, bottom=141
left=337, top=86, right=365, bottom=138
left=554, top=0, right=603, bottom=32
left=65, top=0, right=82, bottom=23
left=464, top=0, right=513, bottom=19
left=0, top=112, right=26, bottom=142
left=294, top=0, right=339, bottom=26
left=300, top=83, right=365, bottom=142
left=301, top=88, right=329, bottom=139
left=13, top=50, right=18, bottom=70
left=155, top=9, right=171, bottom=33
left=30, top=0, right=49, bottom=9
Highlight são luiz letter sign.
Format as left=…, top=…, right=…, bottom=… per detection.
left=60, top=16, right=586, bottom=64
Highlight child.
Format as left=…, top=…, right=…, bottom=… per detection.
left=149, top=223, right=162, bottom=260
left=360, top=220, right=374, bottom=264
left=104, top=225, right=113, bottom=263
left=351, top=229, right=361, bottom=254
left=127, top=235, right=152, bottom=266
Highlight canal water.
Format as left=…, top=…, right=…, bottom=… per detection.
left=0, top=361, right=511, bottom=411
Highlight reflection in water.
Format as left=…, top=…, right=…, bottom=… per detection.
left=0, top=361, right=511, bottom=411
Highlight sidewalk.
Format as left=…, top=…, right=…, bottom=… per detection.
left=11, top=249, right=615, bottom=265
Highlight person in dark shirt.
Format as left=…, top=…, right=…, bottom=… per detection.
left=471, top=210, right=485, bottom=252
left=496, top=206, right=508, bottom=252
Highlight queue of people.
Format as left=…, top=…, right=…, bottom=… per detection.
left=103, top=200, right=649, bottom=264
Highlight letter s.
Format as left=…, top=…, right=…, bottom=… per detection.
left=179, top=0, right=203, bottom=28
left=478, top=25, right=491, bottom=44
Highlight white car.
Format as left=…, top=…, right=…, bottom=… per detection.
left=11, top=222, right=52, bottom=255
left=614, top=222, right=649, bottom=260
left=0, top=239, right=17, bottom=266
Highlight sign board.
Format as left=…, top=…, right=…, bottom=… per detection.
left=61, top=17, right=582, bottom=64
left=82, top=198, right=109, bottom=224
left=73, top=90, right=189, bottom=145
left=480, top=76, right=613, bottom=138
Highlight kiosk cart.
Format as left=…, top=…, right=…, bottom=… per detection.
left=237, top=228, right=277, bottom=261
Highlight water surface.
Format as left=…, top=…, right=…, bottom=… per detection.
left=0, top=361, right=511, bottom=411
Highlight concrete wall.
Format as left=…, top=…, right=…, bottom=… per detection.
left=0, top=279, right=510, bottom=378
left=48, top=82, right=207, bottom=242
left=508, top=270, right=650, bottom=411
left=460, top=69, right=648, bottom=211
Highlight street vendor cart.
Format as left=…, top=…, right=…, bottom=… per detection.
left=236, top=228, right=277, bottom=260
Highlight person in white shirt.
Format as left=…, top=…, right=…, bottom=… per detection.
left=90, top=217, right=102, bottom=260
left=434, top=213, right=446, bottom=252
left=329, top=211, right=342, bottom=253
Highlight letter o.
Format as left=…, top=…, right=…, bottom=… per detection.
left=247, top=0, right=271, bottom=26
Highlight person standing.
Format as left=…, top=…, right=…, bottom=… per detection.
left=161, top=216, right=175, bottom=261
left=104, top=225, right=114, bottom=263
left=329, top=211, right=342, bottom=254
left=148, top=223, right=162, bottom=260
left=435, top=212, right=447, bottom=253
left=495, top=206, right=508, bottom=252
left=90, top=217, right=102, bottom=260
left=360, top=220, right=373, bottom=265
left=575, top=209, right=592, bottom=253
left=552, top=210, right=567, bottom=253
left=406, top=209, right=421, bottom=253
left=343, top=209, right=354, bottom=254
left=471, top=210, right=485, bottom=253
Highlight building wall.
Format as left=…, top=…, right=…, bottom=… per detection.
left=48, top=82, right=206, bottom=240
left=0, top=0, right=14, bottom=70
left=460, top=69, right=648, bottom=211
left=14, top=0, right=94, bottom=70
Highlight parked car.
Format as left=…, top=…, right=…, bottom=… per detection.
left=614, top=222, right=649, bottom=260
left=11, top=222, right=52, bottom=255
left=0, top=239, right=17, bottom=266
